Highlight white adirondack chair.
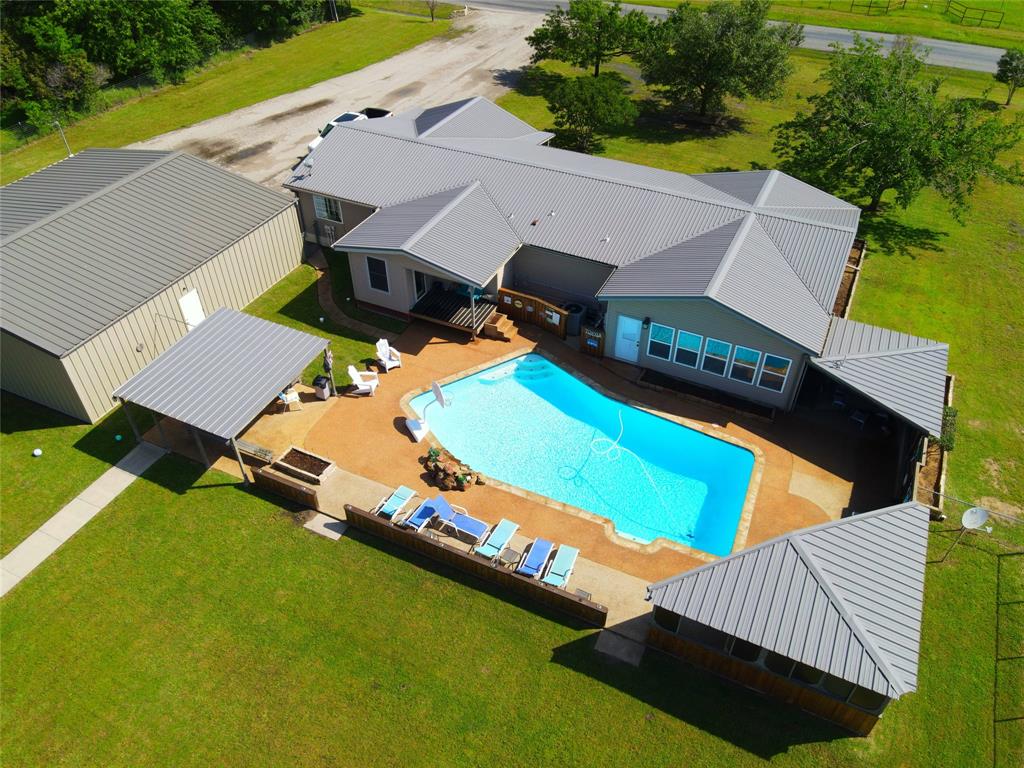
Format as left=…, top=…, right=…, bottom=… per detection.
left=348, top=365, right=379, bottom=396
left=376, top=339, right=401, bottom=372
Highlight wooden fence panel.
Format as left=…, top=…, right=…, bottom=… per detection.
left=497, top=288, right=568, bottom=340
left=345, top=504, right=608, bottom=626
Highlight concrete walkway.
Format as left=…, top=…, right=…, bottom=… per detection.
left=0, top=442, right=165, bottom=597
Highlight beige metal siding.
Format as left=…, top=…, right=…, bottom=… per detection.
left=509, top=245, right=613, bottom=306
left=346, top=250, right=457, bottom=315
left=1, top=331, right=89, bottom=420
left=60, top=207, right=303, bottom=422
left=605, top=298, right=807, bottom=410
left=295, top=192, right=374, bottom=245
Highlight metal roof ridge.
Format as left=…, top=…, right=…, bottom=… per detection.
left=816, top=342, right=949, bottom=363
left=751, top=215, right=838, bottom=314
left=646, top=502, right=928, bottom=595
left=753, top=208, right=859, bottom=234
left=340, top=123, right=754, bottom=215
left=752, top=169, right=780, bottom=207
left=704, top=212, right=756, bottom=297
left=402, top=181, right=484, bottom=250
left=790, top=536, right=910, bottom=696
left=1, top=150, right=181, bottom=246
left=417, top=96, right=482, bottom=137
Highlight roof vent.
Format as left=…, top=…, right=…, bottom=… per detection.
left=548, top=210, right=556, bottom=217
left=600, top=235, right=610, bottom=243
left=531, top=219, right=539, bottom=226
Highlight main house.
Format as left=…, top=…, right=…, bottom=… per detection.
left=284, top=96, right=949, bottom=494
left=1, top=149, right=303, bottom=422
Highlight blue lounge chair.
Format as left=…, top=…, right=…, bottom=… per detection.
left=515, top=538, right=554, bottom=578
left=541, top=545, right=580, bottom=589
left=400, top=498, right=439, bottom=531
left=433, top=496, right=489, bottom=542
left=374, top=485, right=416, bottom=520
left=474, top=519, right=519, bottom=561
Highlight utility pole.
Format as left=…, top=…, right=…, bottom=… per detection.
left=52, top=121, right=72, bottom=157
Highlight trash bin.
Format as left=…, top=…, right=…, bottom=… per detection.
left=564, top=303, right=585, bottom=336
left=313, top=375, right=332, bottom=400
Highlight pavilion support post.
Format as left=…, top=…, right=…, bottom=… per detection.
left=121, top=401, right=142, bottom=442
left=151, top=411, right=169, bottom=449
left=191, top=426, right=211, bottom=468
left=470, top=290, right=477, bottom=337
left=230, top=438, right=251, bottom=486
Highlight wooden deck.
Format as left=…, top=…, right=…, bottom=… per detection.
left=410, top=289, right=497, bottom=335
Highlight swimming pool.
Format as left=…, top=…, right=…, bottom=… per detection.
left=411, top=354, right=755, bottom=556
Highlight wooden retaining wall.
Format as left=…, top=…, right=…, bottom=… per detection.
left=254, top=466, right=320, bottom=509
left=345, top=504, right=608, bottom=627
left=647, top=626, right=881, bottom=736
left=497, top=288, right=568, bottom=340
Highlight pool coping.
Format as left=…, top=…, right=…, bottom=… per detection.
left=398, top=347, right=764, bottom=564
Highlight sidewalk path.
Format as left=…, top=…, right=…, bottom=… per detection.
left=1, top=442, right=165, bottom=597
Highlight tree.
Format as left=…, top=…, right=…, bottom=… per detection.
left=548, top=73, right=637, bottom=152
left=774, top=36, right=1024, bottom=217
left=211, top=0, right=326, bottom=42
left=526, top=0, right=649, bottom=77
left=425, top=0, right=440, bottom=22
left=995, top=48, right=1024, bottom=106
left=637, top=0, right=801, bottom=119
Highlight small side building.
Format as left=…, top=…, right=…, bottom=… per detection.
left=1, top=149, right=303, bottom=422
left=646, top=502, right=930, bottom=735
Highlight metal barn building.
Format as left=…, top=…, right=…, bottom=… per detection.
left=1, top=149, right=303, bottom=422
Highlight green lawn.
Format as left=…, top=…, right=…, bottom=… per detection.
left=0, top=453, right=1018, bottom=766
left=244, top=264, right=377, bottom=385
left=499, top=50, right=1024, bottom=511
left=632, top=0, right=1024, bottom=51
left=0, top=9, right=452, bottom=184
left=324, top=248, right=409, bottom=334
left=0, top=393, right=132, bottom=557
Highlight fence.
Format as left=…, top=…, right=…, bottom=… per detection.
left=945, top=0, right=1004, bottom=28
left=848, top=0, right=906, bottom=16
left=344, top=503, right=609, bottom=626
left=497, top=287, right=569, bottom=340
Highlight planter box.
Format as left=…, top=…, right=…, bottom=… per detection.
left=273, top=445, right=335, bottom=486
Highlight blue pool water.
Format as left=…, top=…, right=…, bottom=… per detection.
left=411, top=354, right=754, bottom=556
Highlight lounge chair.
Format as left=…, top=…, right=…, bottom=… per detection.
left=515, top=538, right=554, bottom=578
left=473, top=519, right=519, bottom=561
left=278, top=388, right=301, bottom=412
left=373, top=485, right=417, bottom=520
left=541, top=545, right=580, bottom=589
left=347, top=365, right=379, bottom=396
left=399, top=498, right=439, bottom=532
left=432, top=495, right=489, bottom=542
left=376, top=339, right=401, bottom=372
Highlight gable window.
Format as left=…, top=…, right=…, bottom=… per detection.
left=366, top=256, right=389, bottom=293
left=646, top=323, right=674, bottom=360
left=313, top=195, right=343, bottom=222
left=674, top=330, right=702, bottom=368
left=701, top=338, right=731, bottom=376
left=728, top=346, right=761, bottom=384
left=758, top=354, right=792, bottom=392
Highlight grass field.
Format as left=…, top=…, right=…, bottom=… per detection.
left=0, top=8, right=453, bottom=184
left=0, top=453, right=1019, bottom=767
left=632, top=0, right=1024, bottom=50
left=498, top=49, right=1024, bottom=512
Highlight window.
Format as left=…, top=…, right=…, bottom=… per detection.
left=728, top=637, right=761, bottom=662
left=646, top=323, right=674, bottom=360
left=674, top=330, right=702, bottom=368
left=728, top=346, right=761, bottom=384
left=313, top=195, right=342, bottom=222
left=764, top=652, right=795, bottom=677
left=822, top=674, right=856, bottom=701
left=414, top=271, right=428, bottom=299
left=757, top=354, right=792, bottom=392
left=848, top=686, right=887, bottom=712
left=701, top=338, right=732, bottom=376
left=366, top=256, right=389, bottom=293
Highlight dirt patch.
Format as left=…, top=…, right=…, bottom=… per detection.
left=917, top=441, right=941, bottom=508
left=386, top=80, right=425, bottom=100
left=224, top=141, right=274, bottom=164
left=985, top=458, right=1009, bottom=492
left=282, top=448, right=331, bottom=476
left=179, top=138, right=234, bottom=159
left=258, top=98, right=332, bottom=125
left=978, top=496, right=1024, bottom=519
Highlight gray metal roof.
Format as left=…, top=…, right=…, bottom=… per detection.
left=0, top=148, right=172, bottom=239
left=811, top=318, right=949, bottom=435
left=112, top=308, right=328, bottom=441
left=648, top=502, right=931, bottom=699
left=334, top=181, right=521, bottom=286
left=1, top=150, right=294, bottom=357
left=288, top=98, right=858, bottom=351
left=415, top=96, right=543, bottom=140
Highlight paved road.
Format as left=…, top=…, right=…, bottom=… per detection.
left=468, top=0, right=1006, bottom=73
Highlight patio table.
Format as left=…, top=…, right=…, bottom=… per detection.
left=497, top=547, right=521, bottom=568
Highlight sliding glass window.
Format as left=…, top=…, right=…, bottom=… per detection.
left=728, top=346, right=761, bottom=384
left=758, top=354, right=792, bottom=392
left=647, top=323, right=674, bottom=360
left=674, top=331, right=702, bottom=368
left=701, top=338, right=731, bottom=376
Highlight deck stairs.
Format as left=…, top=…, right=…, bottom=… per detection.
left=482, top=312, right=515, bottom=341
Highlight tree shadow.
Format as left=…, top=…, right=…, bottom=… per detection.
left=495, top=65, right=565, bottom=99
left=550, top=633, right=854, bottom=759
left=610, top=97, right=748, bottom=145
left=951, top=95, right=1001, bottom=113
left=858, top=212, right=947, bottom=259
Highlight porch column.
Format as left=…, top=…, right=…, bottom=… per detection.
left=230, top=438, right=251, bottom=486
left=470, top=290, right=477, bottom=333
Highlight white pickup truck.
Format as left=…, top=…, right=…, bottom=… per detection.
left=306, top=107, right=392, bottom=152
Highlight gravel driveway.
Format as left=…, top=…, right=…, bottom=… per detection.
left=131, top=9, right=540, bottom=188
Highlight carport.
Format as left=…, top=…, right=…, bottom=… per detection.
left=112, top=308, right=329, bottom=484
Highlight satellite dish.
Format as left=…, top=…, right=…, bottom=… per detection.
left=405, top=382, right=449, bottom=443
left=431, top=381, right=450, bottom=408
left=962, top=507, right=990, bottom=530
